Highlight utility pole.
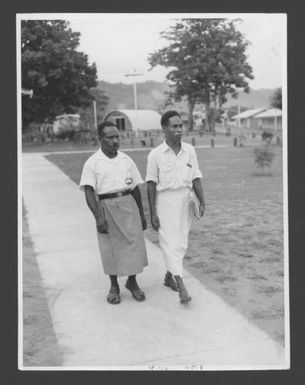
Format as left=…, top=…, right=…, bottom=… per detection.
left=125, top=69, right=143, bottom=110
left=237, top=92, right=240, bottom=129
left=93, top=100, right=97, bottom=130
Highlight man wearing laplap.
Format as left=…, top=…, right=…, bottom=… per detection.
left=146, top=111, right=205, bottom=305
left=79, top=121, right=148, bottom=305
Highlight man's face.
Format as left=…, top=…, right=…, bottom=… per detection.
left=164, top=115, right=183, bottom=142
left=99, top=126, right=120, bottom=155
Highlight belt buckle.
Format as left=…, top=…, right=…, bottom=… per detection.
left=117, top=192, right=123, bottom=197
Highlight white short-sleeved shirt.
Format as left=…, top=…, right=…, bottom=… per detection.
left=145, top=141, right=202, bottom=192
left=79, top=149, right=144, bottom=194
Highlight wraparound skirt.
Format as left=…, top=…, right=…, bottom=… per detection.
left=157, top=187, right=192, bottom=277
left=97, top=194, right=148, bottom=277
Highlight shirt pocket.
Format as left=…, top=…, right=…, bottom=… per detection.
left=123, top=164, right=134, bottom=187
left=181, top=163, right=193, bottom=183
left=114, top=162, right=133, bottom=187
left=159, top=163, right=174, bottom=184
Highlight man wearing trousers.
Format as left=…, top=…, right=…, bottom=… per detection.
left=146, top=111, right=205, bottom=304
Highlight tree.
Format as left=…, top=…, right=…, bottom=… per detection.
left=21, top=20, right=97, bottom=127
left=148, top=18, right=254, bottom=131
left=270, top=88, right=282, bottom=109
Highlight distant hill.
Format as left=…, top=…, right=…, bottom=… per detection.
left=97, top=80, right=276, bottom=113
left=223, top=89, right=275, bottom=109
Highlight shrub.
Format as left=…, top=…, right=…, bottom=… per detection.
left=253, top=145, right=275, bottom=175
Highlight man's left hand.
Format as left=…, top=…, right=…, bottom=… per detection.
left=199, top=204, right=205, bottom=217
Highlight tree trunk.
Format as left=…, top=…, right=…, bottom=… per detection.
left=204, top=102, right=210, bottom=132
left=210, top=108, right=216, bottom=133
left=209, top=94, right=218, bottom=133
left=187, top=98, right=195, bottom=131
left=22, top=122, right=30, bottom=133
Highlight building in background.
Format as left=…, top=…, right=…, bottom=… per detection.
left=253, top=108, right=282, bottom=133
left=231, top=108, right=267, bottom=130
left=103, top=109, right=161, bottom=137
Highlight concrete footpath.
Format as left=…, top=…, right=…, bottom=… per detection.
left=21, top=153, right=288, bottom=370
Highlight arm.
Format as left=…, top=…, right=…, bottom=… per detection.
left=84, top=185, right=108, bottom=233
left=131, top=185, right=147, bottom=231
left=147, top=181, right=160, bottom=231
left=192, top=178, right=206, bottom=217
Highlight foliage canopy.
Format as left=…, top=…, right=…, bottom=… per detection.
left=148, top=18, right=254, bottom=130
left=22, top=20, right=98, bottom=126
left=270, top=87, right=282, bottom=109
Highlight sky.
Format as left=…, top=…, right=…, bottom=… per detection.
left=22, top=13, right=287, bottom=90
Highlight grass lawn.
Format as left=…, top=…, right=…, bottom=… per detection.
left=22, top=131, right=265, bottom=153
left=45, top=144, right=285, bottom=345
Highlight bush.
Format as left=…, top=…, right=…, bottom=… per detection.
left=253, top=145, right=275, bottom=175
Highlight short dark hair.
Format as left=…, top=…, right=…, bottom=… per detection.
left=161, top=110, right=181, bottom=127
left=97, top=120, right=117, bottom=137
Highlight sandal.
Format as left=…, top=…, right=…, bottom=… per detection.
left=125, top=281, right=146, bottom=301
left=107, top=287, right=121, bottom=305
left=164, top=273, right=179, bottom=291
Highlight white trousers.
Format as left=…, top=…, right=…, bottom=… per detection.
left=157, top=188, right=192, bottom=277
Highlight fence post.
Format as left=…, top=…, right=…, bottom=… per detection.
left=233, top=137, right=237, bottom=147
left=211, top=138, right=215, bottom=148
left=191, top=137, right=196, bottom=146
left=150, top=137, right=154, bottom=147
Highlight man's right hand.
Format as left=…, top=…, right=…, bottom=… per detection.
left=96, top=215, right=108, bottom=234
left=151, top=213, right=160, bottom=232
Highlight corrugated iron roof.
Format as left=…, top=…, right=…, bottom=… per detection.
left=103, top=109, right=161, bottom=131
left=231, top=108, right=266, bottom=120
left=254, top=108, right=282, bottom=118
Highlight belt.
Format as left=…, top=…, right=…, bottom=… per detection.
left=98, top=190, right=131, bottom=200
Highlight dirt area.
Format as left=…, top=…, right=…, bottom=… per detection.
left=44, top=145, right=286, bottom=346
left=23, top=204, right=63, bottom=366
left=185, top=201, right=285, bottom=345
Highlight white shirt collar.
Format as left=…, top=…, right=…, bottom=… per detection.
left=161, top=140, right=186, bottom=153
left=97, top=148, right=127, bottom=160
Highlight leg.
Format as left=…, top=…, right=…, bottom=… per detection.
left=157, top=189, right=192, bottom=291
left=164, top=270, right=179, bottom=291
left=110, top=274, right=119, bottom=289
left=107, top=275, right=121, bottom=305
left=174, top=275, right=192, bottom=305
left=125, top=275, right=146, bottom=301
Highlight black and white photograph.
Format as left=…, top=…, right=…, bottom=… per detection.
left=18, top=13, right=289, bottom=370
